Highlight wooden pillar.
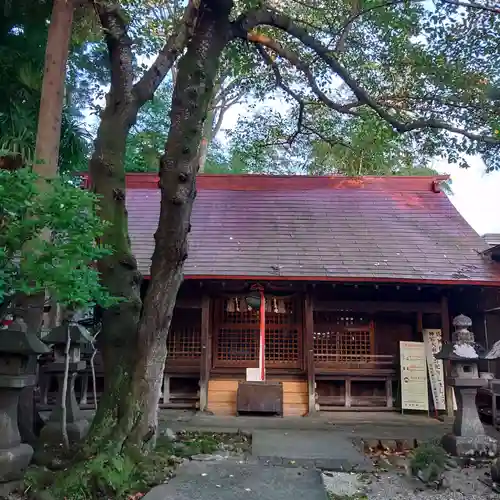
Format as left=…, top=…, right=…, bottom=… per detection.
left=441, top=295, right=454, bottom=417
left=199, top=295, right=211, bottom=412
left=304, top=293, right=317, bottom=414
left=162, top=374, right=170, bottom=405
left=385, top=379, right=393, bottom=408
left=416, top=311, right=423, bottom=338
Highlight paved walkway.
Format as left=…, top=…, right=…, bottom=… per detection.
left=143, top=462, right=327, bottom=500
left=252, top=429, right=373, bottom=471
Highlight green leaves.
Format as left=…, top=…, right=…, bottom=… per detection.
left=0, top=168, right=118, bottom=311
left=0, top=1, right=90, bottom=174
left=220, top=0, right=500, bottom=174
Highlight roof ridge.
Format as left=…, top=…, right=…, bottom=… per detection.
left=77, top=172, right=450, bottom=192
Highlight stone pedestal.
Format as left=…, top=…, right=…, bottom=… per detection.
left=436, top=314, right=499, bottom=458
left=441, top=379, right=499, bottom=457
left=39, top=362, right=89, bottom=444
left=0, top=376, right=36, bottom=496
left=0, top=319, right=48, bottom=496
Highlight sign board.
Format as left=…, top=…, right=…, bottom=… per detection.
left=422, top=329, right=457, bottom=411
left=423, top=329, right=446, bottom=411
left=400, top=341, right=429, bottom=411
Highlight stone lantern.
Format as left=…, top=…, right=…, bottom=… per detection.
left=39, top=323, right=93, bottom=444
left=436, top=314, right=498, bottom=457
left=0, top=318, right=49, bottom=496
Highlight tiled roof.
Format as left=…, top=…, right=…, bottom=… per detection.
left=124, top=174, right=500, bottom=285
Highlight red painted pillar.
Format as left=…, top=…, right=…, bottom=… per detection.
left=259, top=287, right=266, bottom=381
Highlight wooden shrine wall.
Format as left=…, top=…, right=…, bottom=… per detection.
left=207, top=378, right=308, bottom=416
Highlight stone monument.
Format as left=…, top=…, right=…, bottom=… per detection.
left=39, top=322, right=93, bottom=444
left=436, top=314, right=498, bottom=457
left=0, top=318, right=49, bottom=496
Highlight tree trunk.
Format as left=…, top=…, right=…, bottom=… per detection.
left=125, top=0, right=232, bottom=448
left=85, top=103, right=143, bottom=448
left=35, top=0, right=74, bottom=180
left=16, top=0, right=74, bottom=444
left=83, top=1, right=198, bottom=451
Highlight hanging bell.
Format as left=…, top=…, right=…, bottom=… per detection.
left=246, top=292, right=261, bottom=309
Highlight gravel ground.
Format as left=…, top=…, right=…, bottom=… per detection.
left=323, top=467, right=499, bottom=500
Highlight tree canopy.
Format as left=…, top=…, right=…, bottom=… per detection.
left=219, top=0, right=500, bottom=174
left=0, top=0, right=90, bottom=172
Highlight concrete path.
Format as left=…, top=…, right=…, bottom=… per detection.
left=252, top=429, right=374, bottom=471
left=158, top=410, right=451, bottom=441
left=143, top=461, right=327, bottom=500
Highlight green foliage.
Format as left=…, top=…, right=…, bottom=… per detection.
left=0, top=0, right=91, bottom=173
left=26, top=452, right=156, bottom=500
left=125, top=82, right=173, bottom=172
left=0, top=168, right=116, bottom=311
left=410, top=441, right=453, bottom=484
left=26, top=431, right=249, bottom=500
left=221, top=0, right=500, bottom=174
left=156, top=432, right=220, bottom=457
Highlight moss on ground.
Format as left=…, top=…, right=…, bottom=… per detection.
left=24, top=431, right=250, bottom=500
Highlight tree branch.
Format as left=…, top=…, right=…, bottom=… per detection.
left=211, top=103, right=227, bottom=138
left=248, top=32, right=359, bottom=116
left=133, top=0, right=199, bottom=106
left=255, top=44, right=304, bottom=144
left=236, top=9, right=500, bottom=145
left=335, top=0, right=500, bottom=38
left=255, top=44, right=351, bottom=150
left=93, top=1, right=135, bottom=106
left=335, top=0, right=360, bottom=53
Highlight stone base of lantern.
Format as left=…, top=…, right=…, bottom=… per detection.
left=39, top=418, right=89, bottom=445
left=0, top=442, right=33, bottom=496
left=441, top=433, right=499, bottom=458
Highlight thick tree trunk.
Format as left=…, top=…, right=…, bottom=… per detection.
left=125, top=0, right=232, bottom=448
left=85, top=104, right=143, bottom=448
left=82, top=1, right=198, bottom=452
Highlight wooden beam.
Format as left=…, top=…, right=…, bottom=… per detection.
left=199, top=295, right=211, bottom=412
left=304, top=293, right=316, bottom=415
left=441, top=295, right=454, bottom=417
left=314, top=300, right=440, bottom=314
left=416, top=311, right=423, bottom=336
left=176, top=297, right=202, bottom=309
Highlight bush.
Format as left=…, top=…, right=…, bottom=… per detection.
left=409, top=441, right=453, bottom=485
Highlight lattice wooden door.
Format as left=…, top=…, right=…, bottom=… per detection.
left=213, top=296, right=302, bottom=369
left=313, top=312, right=375, bottom=369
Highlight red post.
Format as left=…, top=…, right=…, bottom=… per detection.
left=251, top=284, right=266, bottom=381
left=259, top=287, right=266, bottom=381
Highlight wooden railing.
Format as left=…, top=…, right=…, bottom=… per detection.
left=314, top=354, right=397, bottom=372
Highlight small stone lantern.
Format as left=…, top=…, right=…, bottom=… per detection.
left=0, top=318, right=49, bottom=496
left=436, top=314, right=499, bottom=457
left=39, top=323, right=93, bottom=444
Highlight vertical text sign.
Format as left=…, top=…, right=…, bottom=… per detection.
left=400, top=341, right=429, bottom=411
left=423, top=329, right=446, bottom=411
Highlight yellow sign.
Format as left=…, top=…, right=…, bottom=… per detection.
left=400, top=341, right=429, bottom=411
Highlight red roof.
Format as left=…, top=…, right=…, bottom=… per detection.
left=121, top=173, right=500, bottom=285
